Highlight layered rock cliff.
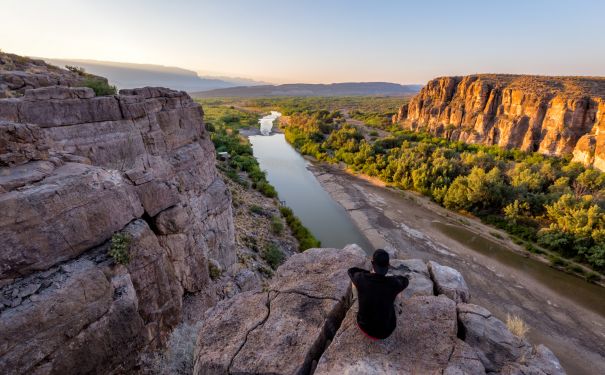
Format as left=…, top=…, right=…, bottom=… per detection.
left=395, top=74, right=605, bottom=170
left=0, top=58, right=235, bottom=373
left=193, top=245, right=565, bottom=374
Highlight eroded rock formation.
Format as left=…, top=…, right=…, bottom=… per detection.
left=193, top=245, right=565, bottom=375
left=395, top=74, right=605, bottom=170
left=0, top=60, right=234, bottom=373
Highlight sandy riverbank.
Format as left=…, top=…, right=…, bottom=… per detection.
left=308, top=163, right=605, bottom=375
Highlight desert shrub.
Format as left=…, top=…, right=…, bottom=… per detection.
left=256, top=181, right=278, bottom=198
left=108, top=233, right=131, bottom=265
left=490, top=231, right=503, bottom=239
left=506, top=314, right=529, bottom=338
left=279, top=206, right=320, bottom=251
left=249, top=205, right=265, bottom=215
left=208, top=260, right=222, bottom=280
left=548, top=253, right=568, bottom=267
left=65, top=65, right=86, bottom=75
left=586, top=271, right=601, bottom=283
left=262, top=243, right=284, bottom=269
left=205, top=122, right=216, bottom=132
left=271, top=215, right=284, bottom=234
left=82, top=77, right=117, bottom=96
left=142, top=322, right=201, bottom=374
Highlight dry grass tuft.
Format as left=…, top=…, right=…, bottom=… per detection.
left=506, top=314, right=529, bottom=339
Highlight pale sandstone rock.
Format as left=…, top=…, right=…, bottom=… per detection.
left=0, top=121, right=49, bottom=166
left=0, top=160, right=55, bottom=191
left=500, top=344, right=565, bottom=375
left=315, top=295, right=458, bottom=374
left=0, top=163, right=144, bottom=282
left=0, top=259, right=113, bottom=374
left=193, top=246, right=367, bottom=375
left=399, top=74, right=605, bottom=170
left=389, top=258, right=434, bottom=298
left=192, top=253, right=563, bottom=375
left=458, top=303, right=531, bottom=372
left=428, top=260, right=470, bottom=303
left=443, top=339, right=486, bottom=375
left=123, top=219, right=183, bottom=344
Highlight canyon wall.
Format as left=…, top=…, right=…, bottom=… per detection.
left=0, top=57, right=235, bottom=374
left=395, top=74, right=605, bottom=169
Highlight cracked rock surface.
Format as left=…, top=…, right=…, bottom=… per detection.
left=193, top=246, right=565, bottom=375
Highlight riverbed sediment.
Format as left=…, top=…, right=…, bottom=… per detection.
left=309, top=163, right=605, bottom=375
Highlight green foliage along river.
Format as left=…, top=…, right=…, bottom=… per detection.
left=283, top=109, right=605, bottom=278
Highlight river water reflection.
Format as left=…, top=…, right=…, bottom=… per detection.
left=249, top=116, right=372, bottom=252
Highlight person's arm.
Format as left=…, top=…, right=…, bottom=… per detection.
left=348, top=267, right=366, bottom=289
left=395, top=275, right=410, bottom=293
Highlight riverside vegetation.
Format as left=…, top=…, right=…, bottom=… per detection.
left=198, top=97, right=605, bottom=281
left=201, top=102, right=320, bottom=252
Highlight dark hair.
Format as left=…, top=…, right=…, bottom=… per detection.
left=371, top=249, right=390, bottom=275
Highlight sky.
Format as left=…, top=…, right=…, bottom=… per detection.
left=2, top=0, right=605, bottom=84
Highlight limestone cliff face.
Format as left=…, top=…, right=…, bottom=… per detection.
left=0, top=61, right=235, bottom=373
left=396, top=74, right=605, bottom=169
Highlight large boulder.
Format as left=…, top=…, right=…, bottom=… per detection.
left=0, top=257, right=145, bottom=374
left=0, top=163, right=144, bottom=283
left=389, top=258, right=434, bottom=298
left=192, top=254, right=564, bottom=375
left=458, top=303, right=531, bottom=372
left=315, top=295, right=458, bottom=374
left=428, top=260, right=470, bottom=303
left=500, top=344, right=565, bottom=375
left=193, top=245, right=368, bottom=375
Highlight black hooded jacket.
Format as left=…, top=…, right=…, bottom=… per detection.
left=347, top=267, right=409, bottom=339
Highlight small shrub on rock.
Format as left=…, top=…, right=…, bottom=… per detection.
left=506, top=314, right=529, bottom=338
left=108, top=233, right=131, bottom=265
left=82, top=77, right=117, bottom=96
left=279, top=206, right=321, bottom=251
left=262, top=243, right=284, bottom=269
left=208, top=260, right=222, bottom=280
left=271, top=215, right=284, bottom=235
left=249, top=205, right=265, bottom=215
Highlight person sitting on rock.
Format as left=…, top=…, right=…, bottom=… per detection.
left=348, top=249, right=409, bottom=340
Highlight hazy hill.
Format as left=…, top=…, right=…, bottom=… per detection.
left=42, top=58, right=267, bottom=92
left=191, top=82, right=422, bottom=97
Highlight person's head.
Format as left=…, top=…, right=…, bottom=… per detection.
left=371, top=249, right=390, bottom=275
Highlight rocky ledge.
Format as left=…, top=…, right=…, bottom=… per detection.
left=193, top=245, right=565, bottom=375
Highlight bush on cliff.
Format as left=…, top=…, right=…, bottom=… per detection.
left=108, top=233, right=131, bottom=265
left=82, top=76, right=117, bottom=96
left=262, top=243, right=285, bottom=269
left=279, top=206, right=321, bottom=251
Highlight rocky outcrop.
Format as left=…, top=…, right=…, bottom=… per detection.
left=193, top=246, right=565, bottom=375
left=0, top=52, right=106, bottom=98
left=396, top=74, right=605, bottom=170
left=193, top=245, right=368, bottom=375
left=0, top=60, right=235, bottom=373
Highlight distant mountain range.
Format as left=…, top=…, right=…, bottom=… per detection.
left=42, top=58, right=268, bottom=92
left=191, top=82, right=422, bottom=97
